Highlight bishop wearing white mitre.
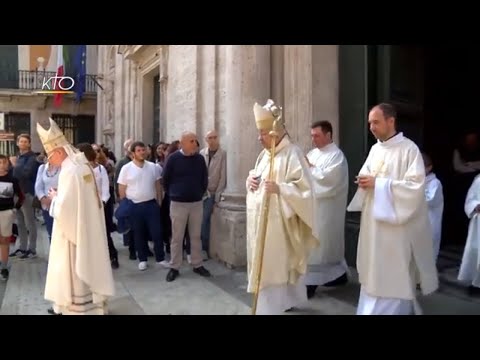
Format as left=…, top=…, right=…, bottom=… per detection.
left=245, top=99, right=320, bottom=315
left=37, top=119, right=115, bottom=315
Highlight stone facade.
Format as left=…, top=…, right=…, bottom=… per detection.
left=0, top=95, right=96, bottom=152
left=97, top=45, right=339, bottom=267
left=0, top=45, right=97, bottom=152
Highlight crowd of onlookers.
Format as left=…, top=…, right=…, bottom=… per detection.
left=1, top=130, right=226, bottom=284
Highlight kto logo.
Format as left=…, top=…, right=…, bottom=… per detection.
left=34, top=75, right=75, bottom=94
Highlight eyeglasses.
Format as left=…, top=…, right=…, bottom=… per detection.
left=47, top=152, right=55, bottom=160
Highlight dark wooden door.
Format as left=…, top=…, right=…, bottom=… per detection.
left=375, top=45, right=426, bottom=148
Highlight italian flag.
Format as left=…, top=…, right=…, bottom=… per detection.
left=53, top=44, right=65, bottom=108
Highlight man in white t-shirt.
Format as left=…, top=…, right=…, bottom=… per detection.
left=117, top=141, right=169, bottom=271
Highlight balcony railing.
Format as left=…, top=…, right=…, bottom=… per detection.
left=0, top=70, right=98, bottom=94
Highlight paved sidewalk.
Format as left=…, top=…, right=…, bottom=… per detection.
left=1, top=224, right=480, bottom=315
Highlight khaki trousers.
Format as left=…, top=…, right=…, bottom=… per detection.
left=170, top=201, right=203, bottom=270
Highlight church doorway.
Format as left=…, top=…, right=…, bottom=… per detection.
left=374, top=45, right=480, bottom=268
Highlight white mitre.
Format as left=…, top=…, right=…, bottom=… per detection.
left=253, top=99, right=283, bottom=130
left=36, top=118, right=70, bottom=154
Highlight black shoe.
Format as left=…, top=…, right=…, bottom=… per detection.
left=129, top=253, right=137, bottom=261
left=47, top=307, right=61, bottom=315
left=193, top=266, right=211, bottom=277
left=468, top=285, right=480, bottom=296
left=0, top=269, right=8, bottom=281
left=323, top=273, right=348, bottom=287
left=166, top=269, right=179, bottom=282
left=111, top=258, right=119, bottom=269
left=19, top=250, right=37, bottom=260
left=306, top=285, right=318, bottom=299
left=9, top=249, right=25, bottom=257
left=285, top=307, right=294, bottom=312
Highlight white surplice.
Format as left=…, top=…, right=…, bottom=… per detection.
left=425, top=173, right=444, bottom=262
left=305, top=143, right=349, bottom=285
left=347, top=133, right=438, bottom=315
left=458, top=174, right=480, bottom=288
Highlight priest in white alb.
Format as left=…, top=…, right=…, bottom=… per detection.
left=457, top=173, right=480, bottom=296
left=305, top=120, right=349, bottom=299
left=246, top=99, right=320, bottom=315
left=347, top=103, right=438, bottom=315
left=422, top=152, right=444, bottom=263
left=37, top=119, right=115, bottom=315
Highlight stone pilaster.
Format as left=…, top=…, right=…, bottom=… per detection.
left=271, top=45, right=284, bottom=109
left=166, top=45, right=199, bottom=140
left=311, top=45, right=339, bottom=144
left=96, top=45, right=106, bottom=145
left=210, top=45, right=270, bottom=268
left=283, top=45, right=313, bottom=152
left=198, top=45, right=216, bottom=137
left=283, top=45, right=339, bottom=152
left=159, top=46, right=168, bottom=141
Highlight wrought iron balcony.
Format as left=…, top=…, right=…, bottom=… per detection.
left=0, top=70, right=98, bottom=95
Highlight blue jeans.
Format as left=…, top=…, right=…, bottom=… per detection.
left=42, top=209, right=54, bottom=243
left=201, top=194, right=215, bottom=252
left=130, top=200, right=164, bottom=262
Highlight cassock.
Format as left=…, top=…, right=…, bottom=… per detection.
left=305, top=143, right=349, bottom=285
left=347, top=132, right=438, bottom=315
left=457, top=174, right=480, bottom=288
left=46, top=152, right=115, bottom=315
left=425, top=172, right=444, bottom=262
left=246, top=136, right=320, bottom=315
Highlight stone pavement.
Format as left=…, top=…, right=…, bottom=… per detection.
left=1, top=223, right=480, bottom=315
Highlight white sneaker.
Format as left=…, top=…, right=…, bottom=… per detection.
left=187, top=255, right=192, bottom=264
left=138, top=261, right=148, bottom=271
left=157, top=260, right=170, bottom=268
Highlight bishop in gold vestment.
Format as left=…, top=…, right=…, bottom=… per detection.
left=37, top=119, right=115, bottom=315
left=246, top=100, right=320, bottom=315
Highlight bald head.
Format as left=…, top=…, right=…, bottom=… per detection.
left=180, top=131, right=198, bottom=155
left=205, top=129, right=219, bottom=150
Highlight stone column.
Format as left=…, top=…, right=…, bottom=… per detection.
left=211, top=45, right=271, bottom=267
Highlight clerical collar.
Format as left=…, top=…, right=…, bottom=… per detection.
left=382, top=132, right=399, bottom=142
left=378, top=132, right=404, bottom=147
left=318, top=142, right=335, bottom=152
